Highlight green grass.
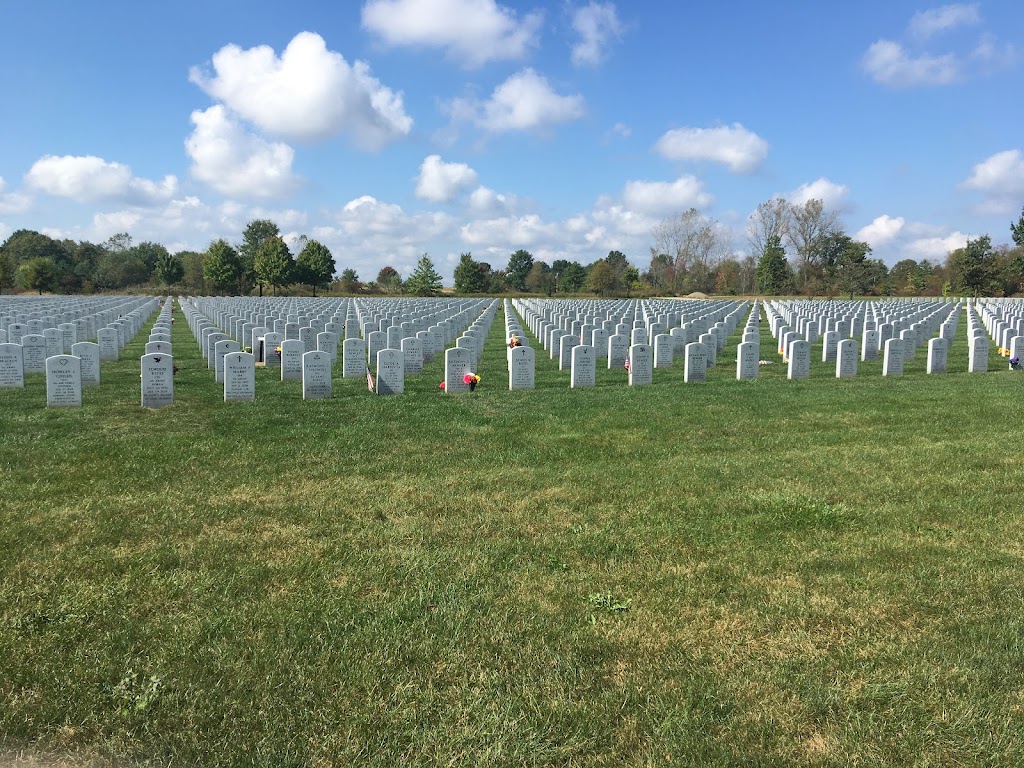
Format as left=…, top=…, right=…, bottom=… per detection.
left=1, top=301, right=1022, bottom=767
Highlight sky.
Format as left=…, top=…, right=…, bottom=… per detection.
left=1, top=0, right=1023, bottom=283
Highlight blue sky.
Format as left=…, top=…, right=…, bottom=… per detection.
left=2, top=0, right=1022, bottom=282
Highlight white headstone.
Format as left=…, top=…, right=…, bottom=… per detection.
left=302, top=351, right=333, bottom=399
left=926, top=337, right=947, bottom=374
left=224, top=352, right=256, bottom=401
left=97, top=328, right=119, bottom=361
left=968, top=336, right=989, bottom=373
left=343, top=337, right=367, bottom=378
left=22, top=335, right=47, bottom=373
left=736, top=341, right=758, bottom=380
left=787, top=340, right=810, bottom=380
left=215, top=339, right=241, bottom=383
left=607, top=334, right=628, bottom=369
left=443, top=347, right=473, bottom=394
left=0, top=343, right=24, bottom=388
left=836, top=338, right=857, bottom=378
left=280, top=338, right=305, bottom=381
left=401, top=337, right=423, bottom=375
left=627, top=344, right=653, bottom=386
left=508, top=345, right=535, bottom=390
left=375, top=348, right=405, bottom=395
left=71, top=341, right=100, bottom=386
left=570, top=345, right=596, bottom=388
left=882, top=338, right=904, bottom=377
left=46, top=355, right=82, bottom=407
left=684, top=342, right=707, bottom=383
left=653, top=333, right=673, bottom=368
left=141, top=353, right=174, bottom=408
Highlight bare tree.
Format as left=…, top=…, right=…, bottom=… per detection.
left=787, top=198, right=841, bottom=293
left=651, top=208, right=732, bottom=294
left=746, top=198, right=791, bottom=259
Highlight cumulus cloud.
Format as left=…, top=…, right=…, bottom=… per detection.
left=460, top=213, right=559, bottom=247
left=415, top=155, right=479, bottom=202
left=962, top=148, right=1024, bottom=214
left=24, top=155, right=178, bottom=205
left=786, top=177, right=849, bottom=210
left=467, top=185, right=516, bottom=215
left=190, top=31, right=412, bottom=149
left=185, top=106, right=299, bottom=199
left=855, top=214, right=905, bottom=247
left=622, top=176, right=713, bottom=215
left=361, top=0, right=542, bottom=67
left=905, top=231, right=970, bottom=259
left=654, top=123, right=768, bottom=174
left=570, top=2, right=623, bottom=67
left=909, top=3, right=981, bottom=39
left=861, top=40, right=960, bottom=86
left=449, top=68, right=585, bottom=133
left=0, top=177, right=32, bottom=215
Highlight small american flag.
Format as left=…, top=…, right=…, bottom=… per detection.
left=624, top=357, right=630, bottom=371
left=366, top=366, right=375, bottom=393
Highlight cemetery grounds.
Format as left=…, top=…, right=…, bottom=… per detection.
left=1, top=297, right=1022, bottom=767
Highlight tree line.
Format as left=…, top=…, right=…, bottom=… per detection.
left=3, top=204, right=1023, bottom=297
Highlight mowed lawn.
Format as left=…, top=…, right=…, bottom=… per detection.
left=1, top=300, right=1022, bottom=767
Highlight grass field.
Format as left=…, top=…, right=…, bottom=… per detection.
left=1, top=300, right=1022, bottom=767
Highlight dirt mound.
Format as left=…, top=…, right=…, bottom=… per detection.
left=684, top=291, right=710, bottom=299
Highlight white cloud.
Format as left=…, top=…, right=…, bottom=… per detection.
left=962, top=148, right=1024, bottom=214
left=467, top=185, right=516, bottom=215
left=855, top=214, right=905, bottom=247
left=654, top=123, right=768, bottom=174
left=971, top=33, right=1016, bottom=67
left=570, top=2, right=623, bottom=67
left=24, top=156, right=178, bottom=205
left=905, top=231, right=970, bottom=259
left=460, top=213, right=559, bottom=247
left=190, top=31, right=412, bottom=149
left=861, top=40, right=960, bottom=86
left=622, top=176, right=713, bottom=215
left=0, top=177, right=32, bottom=215
left=185, top=106, right=299, bottom=199
left=785, top=177, right=849, bottom=210
left=450, top=68, right=585, bottom=134
left=361, top=0, right=543, bottom=67
left=909, top=4, right=981, bottom=39
left=415, top=155, right=479, bottom=202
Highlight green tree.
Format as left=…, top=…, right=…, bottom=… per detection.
left=129, top=241, right=168, bottom=280
left=524, top=261, right=552, bottom=294
left=254, top=236, right=295, bottom=295
left=16, top=257, right=59, bottom=294
left=239, top=219, right=279, bottom=296
left=755, top=235, right=793, bottom=294
left=294, top=240, right=335, bottom=296
left=203, top=239, right=242, bottom=294
left=559, top=262, right=586, bottom=293
left=154, top=251, right=185, bottom=288
left=621, top=265, right=641, bottom=297
left=0, top=249, right=15, bottom=294
left=588, top=259, right=614, bottom=296
left=404, top=253, right=442, bottom=296
left=93, top=251, right=149, bottom=289
left=1011, top=207, right=1024, bottom=247
left=338, top=268, right=361, bottom=294
left=832, top=236, right=874, bottom=299
left=505, top=249, right=534, bottom=291
left=178, top=251, right=206, bottom=293
left=453, top=252, right=487, bottom=293
left=376, top=266, right=403, bottom=294
left=947, top=235, right=994, bottom=295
